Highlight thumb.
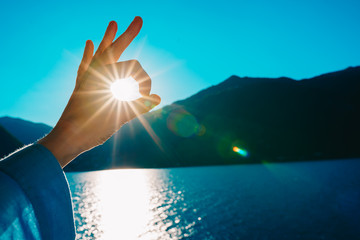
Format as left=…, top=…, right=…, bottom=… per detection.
left=130, top=94, right=161, bottom=115
left=110, top=94, right=161, bottom=131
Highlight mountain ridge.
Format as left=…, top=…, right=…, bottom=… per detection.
left=0, top=116, right=52, bottom=145
left=1, top=66, right=359, bottom=171
left=65, top=66, right=360, bottom=171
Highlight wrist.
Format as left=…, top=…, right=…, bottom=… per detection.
left=38, top=121, right=82, bottom=168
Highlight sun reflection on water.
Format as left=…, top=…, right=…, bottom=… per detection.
left=68, top=161, right=360, bottom=240
left=68, top=169, right=200, bottom=240
left=94, top=170, right=152, bottom=239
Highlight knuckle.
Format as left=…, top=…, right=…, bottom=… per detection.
left=128, top=59, right=141, bottom=68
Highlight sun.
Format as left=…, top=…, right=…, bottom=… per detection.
left=110, top=77, right=142, bottom=101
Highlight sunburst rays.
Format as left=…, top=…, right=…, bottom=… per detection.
left=65, top=40, right=169, bottom=166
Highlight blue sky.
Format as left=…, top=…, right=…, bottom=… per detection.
left=1, top=0, right=359, bottom=126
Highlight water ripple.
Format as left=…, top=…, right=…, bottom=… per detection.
left=67, top=160, right=360, bottom=239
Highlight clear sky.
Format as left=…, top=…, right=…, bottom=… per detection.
left=1, top=0, right=359, bottom=126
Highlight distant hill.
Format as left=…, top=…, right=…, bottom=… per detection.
left=0, top=117, right=52, bottom=145
left=64, top=66, right=360, bottom=171
left=0, top=125, right=23, bottom=158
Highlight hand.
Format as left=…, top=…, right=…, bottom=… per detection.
left=39, top=17, right=161, bottom=167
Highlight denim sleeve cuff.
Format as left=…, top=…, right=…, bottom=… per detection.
left=0, top=144, right=75, bottom=240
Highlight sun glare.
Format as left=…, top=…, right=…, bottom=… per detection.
left=110, top=77, right=142, bottom=101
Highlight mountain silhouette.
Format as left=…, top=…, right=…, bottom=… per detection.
left=0, top=125, right=23, bottom=158
left=64, top=66, right=360, bottom=171
left=0, top=116, right=52, bottom=145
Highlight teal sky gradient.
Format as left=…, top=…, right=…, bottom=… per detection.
left=1, top=0, right=359, bottom=126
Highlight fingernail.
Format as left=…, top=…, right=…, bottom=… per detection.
left=109, top=21, right=117, bottom=29
left=134, top=16, right=142, bottom=23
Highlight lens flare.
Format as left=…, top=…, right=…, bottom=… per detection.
left=110, top=77, right=142, bottom=101
left=233, top=146, right=249, bottom=157
left=167, top=108, right=201, bottom=138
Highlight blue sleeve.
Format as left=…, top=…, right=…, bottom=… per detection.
left=0, top=144, right=76, bottom=240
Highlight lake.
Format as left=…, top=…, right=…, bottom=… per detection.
left=66, top=159, right=360, bottom=239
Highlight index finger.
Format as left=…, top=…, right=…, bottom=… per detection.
left=100, top=17, right=143, bottom=65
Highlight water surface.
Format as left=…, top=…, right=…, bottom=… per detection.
left=66, top=159, right=360, bottom=239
